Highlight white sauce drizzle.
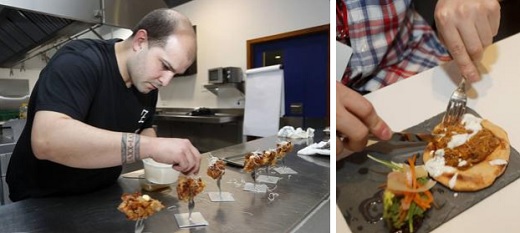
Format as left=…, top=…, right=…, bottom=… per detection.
left=449, top=173, right=459, bottom=189
left=447, top=113, right=483, bottom=148
left=426, top=114, right=486, bottom=180
left=489, top=159, right=508, bottom=166
left=462, top=114, right=483, bottom=137
left=425, top=149, right=457, bottom=177
left=458, top=159, right=467, bottom=167
left=448, top=134, right=469, bottom=149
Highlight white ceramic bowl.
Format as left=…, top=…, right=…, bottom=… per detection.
left=142, top=158, right=180, bottom=184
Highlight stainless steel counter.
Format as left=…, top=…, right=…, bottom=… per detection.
left=0, top=134, right=329, bottom=232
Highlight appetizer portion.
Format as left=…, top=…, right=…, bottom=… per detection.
left=207, top=157, right=226, bottom=179
left=243, top=151, right=265, bottom=172
left=243, top=140, right=293, bottom=172
left=369, top=155, right=436, bottom=233
left=118, top=192, right=165, bottom=220
left=243, top=149, right=277, bottom=172
left=423, top=113, right=510, bottom=191
left=276, top=141, right=293, bottom=158
left=177, top=176, right=206, bottom=202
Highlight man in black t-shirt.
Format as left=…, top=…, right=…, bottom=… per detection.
left=6, top=9, right=200, bottom=202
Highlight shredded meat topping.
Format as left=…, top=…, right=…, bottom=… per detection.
left=430, top=123, right=501, bottom=170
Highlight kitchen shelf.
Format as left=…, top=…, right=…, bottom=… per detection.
left=203, top=82, right=245, bottom=95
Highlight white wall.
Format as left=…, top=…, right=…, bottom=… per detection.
left=0, top=0, right=330, bottom=109
left=165, top=0, right=330, bottom=109
left=0, top=69, right=41, bottom=92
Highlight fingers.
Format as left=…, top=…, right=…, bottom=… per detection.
left=486, top=0, right=501, bottom=36
left=336, top=135, right=345, bottom=156
left=186, top=145, right=202, bottom=175
left=336, top=83, right=392, bottom=153
left=157, top=138, right=200, bottom=176
left=177, top=140, right=201, bottom=175
left=436, top=7, right=480, bottom=82
left=435, top=0, right=501, bottom=82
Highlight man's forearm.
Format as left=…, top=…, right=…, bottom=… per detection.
left=31, top=110, right=154, bottom=169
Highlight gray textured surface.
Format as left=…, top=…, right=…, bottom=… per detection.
left=336, top=109, right=520, bottom=233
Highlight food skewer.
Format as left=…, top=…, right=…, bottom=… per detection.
left=251, top=168, right=257, bottom=188
left=207, top=155, right=226, bottom=197
left=188, top=195, right=195, bottom=221
left=176, top=176, right=205, bottom=221
left=216, top=177, right=222, bottom=197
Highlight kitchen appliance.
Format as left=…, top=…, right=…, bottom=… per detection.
left=208, top=67, right=243, bottom=84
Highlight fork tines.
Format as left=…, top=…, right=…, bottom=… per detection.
left=442, top=78, right=467, bottom=126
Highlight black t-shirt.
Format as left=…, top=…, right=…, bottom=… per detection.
left=6, top=39, right=158, bottom=202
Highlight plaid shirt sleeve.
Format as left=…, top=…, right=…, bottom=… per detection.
left=340, top=0, right=452, bottom=93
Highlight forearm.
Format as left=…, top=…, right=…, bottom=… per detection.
left=31, top=110, right=156, bottom=168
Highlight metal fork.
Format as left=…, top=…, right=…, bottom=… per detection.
left=134, top=218, right=144, bottom=233
left=188, top=197, right=195, bottom=221
left=442, top=77, right=467, bottom=126
left=216, top=177, right=222, bottom=197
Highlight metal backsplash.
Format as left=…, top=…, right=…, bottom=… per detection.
left=0, top=0, right=190, bottom=68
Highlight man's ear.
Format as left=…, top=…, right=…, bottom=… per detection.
left=132, top=29, right=148, bottom=52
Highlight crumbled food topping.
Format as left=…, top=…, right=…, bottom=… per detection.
left=176, top=176, right=205, bottom=202
left=118, top=192, right=164, bottom=220
left=207, top=158, right=226, bottom=179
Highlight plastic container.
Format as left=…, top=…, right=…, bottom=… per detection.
left=142, top=158, right=180, bottom=184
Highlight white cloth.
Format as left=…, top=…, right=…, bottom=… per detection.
left=277, top=126, right=315, bottom=139
left=297, top=140, right=330, bottom=156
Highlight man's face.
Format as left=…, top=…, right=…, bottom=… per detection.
left=128, top=34, right=196, bottom=94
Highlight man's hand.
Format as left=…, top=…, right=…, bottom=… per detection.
left=435, top=0, right=501, bottom=82
left=336, top=83, right=392, bottom=156
left=148, top=138, right=202, bottom=175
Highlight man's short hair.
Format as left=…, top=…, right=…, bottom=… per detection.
left=131, top=8, right=188, bottom=48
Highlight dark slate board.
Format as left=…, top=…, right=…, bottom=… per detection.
left=336, top=108, right=520, bottom=233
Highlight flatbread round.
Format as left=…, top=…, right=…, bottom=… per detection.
left=422, top=119, right=510, bottom=191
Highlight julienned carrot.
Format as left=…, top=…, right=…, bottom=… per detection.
left=400, top=155, right=434, bottom=213
left=370, top=153, right=436, bottom=230
left=408, top=155, right=417, bottom=189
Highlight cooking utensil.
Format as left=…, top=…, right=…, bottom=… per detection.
left=134, top=218, right=144, bottom=233
left=365, top=132, right=433, bottom=155
left=442, top=77, right=467, bottom=126
left=368, top=132, right=434, bottom=144
left=188, top=197, right=195, bottom=221
left=251, top=168, right=257, bottom=187
left=216, top=177, right=222, bottom=197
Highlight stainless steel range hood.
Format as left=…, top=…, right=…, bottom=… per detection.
left=0, top=0, right=191, bottom=68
